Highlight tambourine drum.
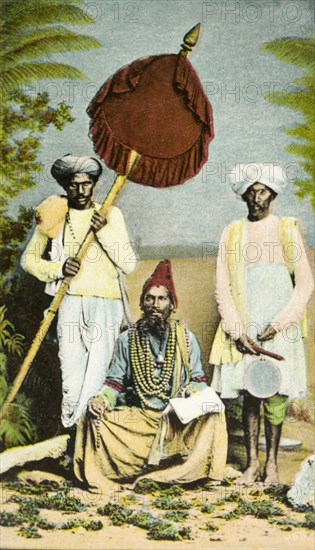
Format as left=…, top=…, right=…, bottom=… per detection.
left=244, top=359, right=282, bottom=398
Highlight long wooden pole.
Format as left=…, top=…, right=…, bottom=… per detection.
left=1, top=150, right=140, bottom=421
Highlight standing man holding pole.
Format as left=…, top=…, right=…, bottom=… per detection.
left=21, top=154, right=137, bottom=432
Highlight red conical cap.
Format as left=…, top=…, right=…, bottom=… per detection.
left=142, top=260, right=178, bottom=307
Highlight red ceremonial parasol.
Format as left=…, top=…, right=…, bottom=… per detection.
left=88, top=23, right=213, bottom=187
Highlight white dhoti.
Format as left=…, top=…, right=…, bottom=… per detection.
left=57, top=295, right=123, bottom=427
left=212, top=264, right=307, bottom=400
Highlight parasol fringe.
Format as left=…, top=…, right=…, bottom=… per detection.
left=176, top=55, right=214, bottom=128
left=89, top=108, right=211, bottom=188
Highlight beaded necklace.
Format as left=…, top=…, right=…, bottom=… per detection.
left=130, top=320, right=177, bottom=409
left=65, top=203, right=96, bottom=245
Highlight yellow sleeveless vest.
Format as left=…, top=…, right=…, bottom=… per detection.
left=209, top=217, right=307, bottom=365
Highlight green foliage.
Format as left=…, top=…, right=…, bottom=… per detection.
left=0, top=394, right=37, bottom=447
left=35, top=518, right=56, bottom=530
left=59, top=519, right=103, bottom=530
left=97, top=502, right=125, bottom=516
left=154, top=497, right=192, bottom=510
left=1, top=0, right=102, bottom=94
left=0, top=272, right=62, bottom=443
left=0, top=512, right=25, bottom=527
left=4, top=28, right=101, bottom=67
left=1, top=92, right=73, bottom=214
left=1, top=478, right=313, bottom=542
left=1, top=481, right=101, bottom=537
left=127, top=511, right=156, bottom=529
left=120, top=494, right=139, bottom=505
left=220, top=499, right=285, bottom=521
left=133, top=479, right=161, bottom=494
left=203, top=522, right=219, bottom=532
left=262, top=35, right=315, bottom=210
left=201, top=503, right=215, bottom=513
left=0, top=0, right=102, bottom=446
left=0, top=308, right=37, bottom=449
left=303, top=511, right=315, bottom=530
left=0, top=208, right=34, bottom=278
left=10, top=489, right=87, bottom=514
left=159, top=485, right=185, bottom=497
left=0, top=306, right=24, bottom=356
left=18, top=526, right=41, bottom=539
left=264, top=483, right=291, bottom=504
left=3, top=1, right=96, bottom=35
left=147, top=521, right=193, bottom=541
left=36, top=492, right=87, bottom=513
left=222, top=491, right=244, bottom=503
left=261, top=38, right=315, bottom=69
left=164, top=510, right=189, bottom=522
left=4, top=478, right=67, bottom=495
left=269, top=511, right=315, bottom=530
left=97, top=502, right=133, bottom=526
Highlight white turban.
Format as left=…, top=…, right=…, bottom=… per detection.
left=51, top=154, right=102, bottom=183
left=230, top=163, right=287, bottom=196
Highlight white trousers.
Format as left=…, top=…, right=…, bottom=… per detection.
left=57, top=295, right=123, bottom=427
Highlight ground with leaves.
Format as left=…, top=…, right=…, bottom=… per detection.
left=1, top=463, right=314, bottom=550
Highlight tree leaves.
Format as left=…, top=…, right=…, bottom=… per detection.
left=4, top=29, right=101, bottom=68
left=262, top=35, right=315, bottom=211
left=2, top=1, right=96, bottom=36
left=0, top=394, right=37, bottom=447
left=0, top=306, right=25, bottom=356
left=261, top=37, right=315, bottom=69
left=2, top=63, right=88, bottom=95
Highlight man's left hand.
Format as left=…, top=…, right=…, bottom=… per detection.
left=258, top=324, right=277, bottom=342
left=90, top=211, right=107, bottom=233
left=88, top=396, right=109, bottom=417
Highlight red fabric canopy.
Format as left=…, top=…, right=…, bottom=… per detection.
left=87, top=54, right=214, bottom=187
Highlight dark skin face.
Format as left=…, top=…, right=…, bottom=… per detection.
left=242, top=182, right=276, bottom=222
left=64, top=173, right=96, bottom=210
left=142, top=285, right=174, bottom=326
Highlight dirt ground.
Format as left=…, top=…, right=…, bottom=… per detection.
left=1, top=416, right=314, bottom=550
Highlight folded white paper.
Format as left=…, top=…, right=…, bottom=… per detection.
left=164, top=386, right=225, bottom=424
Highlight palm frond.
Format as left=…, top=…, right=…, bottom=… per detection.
left=285, top=143, right=315, bottom=159
left=0, top=393, right=36, bottom=447
left=6, top=333, right=25, bottom=357
left=3, top=28, right=102, bottom=63
left=265, top=90, right=315, bottom=118
left=298, top=161, right=314, bottom=176
left=2, top=63, right=88, bottom=94
left=293, top=75, right=315, bottom=89
left=295, top=179, right=315, bottom=209
left=284, top=123, right=315, bottom=142
left=3, top=2, right=95, bottom=36
left=0, top=305, right=25, bottom=355
left=261, top=37, right=315, bottom=69
left=0, top=376, right=8, bottom=401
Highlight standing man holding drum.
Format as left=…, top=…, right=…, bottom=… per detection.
left=210, top=163, right=314, bottom=484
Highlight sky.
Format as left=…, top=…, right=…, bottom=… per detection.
left=11, top=0, right=315, bottom=250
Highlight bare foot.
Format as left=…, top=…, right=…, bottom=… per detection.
left=264, top=463, right=279, bottom=484
left=239, top=464, right=259, bottom=485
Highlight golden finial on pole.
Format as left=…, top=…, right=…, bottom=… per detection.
left=180, top=23, right=201, bottom=57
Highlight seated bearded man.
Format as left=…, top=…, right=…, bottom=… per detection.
left=74, top=260, right=227, bottom=494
